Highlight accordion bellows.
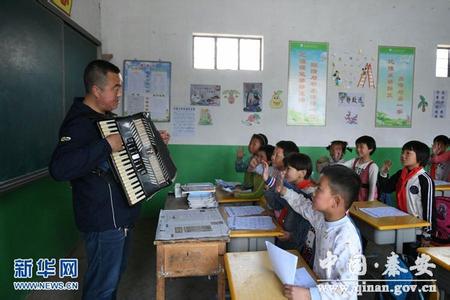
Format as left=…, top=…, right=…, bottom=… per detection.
left=98, top=112, right=177, bottom=205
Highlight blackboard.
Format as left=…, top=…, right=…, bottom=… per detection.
left=0, top=0, right=98, bottom=191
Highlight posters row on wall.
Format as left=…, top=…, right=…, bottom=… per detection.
left=123, top=44, right=446, bottom=129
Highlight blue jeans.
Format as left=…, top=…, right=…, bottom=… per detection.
left=82, top=227, right=132, bottom=300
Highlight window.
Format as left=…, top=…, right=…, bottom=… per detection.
left=436, top=45, right=450, bottom=77
left=193, top=34, right=263, bottom=71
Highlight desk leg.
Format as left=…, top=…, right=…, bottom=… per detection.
left=218, top=243, right=226, bottom=300
left=156, top=245, right=165, bottom=300
left=395, top=230, right=403, bottom=254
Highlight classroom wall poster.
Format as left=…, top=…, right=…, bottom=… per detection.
left=243, top=83, right=262, bottom=112
left=190, top=84, right=221, bottom=106
left=432, top=90, right=447, bottom=119
left=171, top=106, right=196, bottom=137
left=123, top=60, right=171, bottom=122
left=287, top=41, right=328, bottom=126
left=375, top=46, right=415, bottom=127
left=338, top=92, right=365, bottom=125
left=50, top=0, right=73, bottom=16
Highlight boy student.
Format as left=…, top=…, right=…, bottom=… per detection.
left=234, top=144, right=274, bottom=199
left=235, top=133, right=268, bottom=172
left=379, top=141, right=435, bottom=244
left=430, top=135, right=450, bottom=182
left=268, top=153, right=316, bottom=267
left=264, top=141, right=299, bottom=212
left=343, top=135, right=378, bottom=201
left=271, top=164, right=362, bottom=300
left=50, top=60, right=169, bottom=299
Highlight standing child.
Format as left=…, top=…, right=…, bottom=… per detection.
left=275, top=165, right=362, bottom=300
left=235, top=133, right=268, bottom=172
left=379, top=141, right=435, bottom=245
left=273, top=153, right=316, bottom=267
left=343, top=135, right=378, bottom=201
left=326, top=140, right=351, bottom=165
left=430, top=135, right=450, bottom=182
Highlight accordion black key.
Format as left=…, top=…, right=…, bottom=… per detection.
left=97, top=112, right=177, bottom=205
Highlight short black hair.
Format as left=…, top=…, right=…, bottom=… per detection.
left=355, top=135, right=376, bottom=155
left=433, top=135, right=449, bottom=147
left=322, top=165, right=361, bottom=210
left=275, top=140, right=299, bottom=157
left=251, top=133, right=268, bottom=147
left=283, top=153, right=313, bottom=179
left=84, top=60, right=120, bottom=93
left=402, top=141, right=430, bottom=167
left=258, top=144, right=275, bottom=162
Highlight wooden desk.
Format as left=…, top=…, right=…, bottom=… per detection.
left=224, top=250, right=316, bottom=300
left=349, top=200, right=430, bottom=253
left=417, top=247, right=450, bottom=300
left=156, top=195, right=229, bottom=300
left=219, top=206, right=283, bottom=252
left=435, top=183, right=450, bottom=196
left=164, top=195, right=283, bottom=252
left=216, top=188, right=262, bottom=204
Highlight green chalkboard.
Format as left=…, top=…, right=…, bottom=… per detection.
left=0, top=0, right=98, bottom=190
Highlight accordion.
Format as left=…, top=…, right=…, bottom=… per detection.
left=97, top=112, right=177, bottom=205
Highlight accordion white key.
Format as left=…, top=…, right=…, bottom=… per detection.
left=98, top=112, right=177, bottom=205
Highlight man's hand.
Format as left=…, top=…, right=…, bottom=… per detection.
left=159, top=130, right=170, bottom=145
left=106, top=134, right=124, bottom=152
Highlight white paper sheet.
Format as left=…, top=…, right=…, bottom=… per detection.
left=225, top=206, right=264, bottom=217
left=359, top=207, right=409, bottom=218
left=155, top=208, right=229, bottom=240
left=434, top=180, right=450, bottom=186
left=227, top=216, right=275, bottom=230
left=294, top=267, right=316, bottom=288
left=265, top=241, right=298, bottom=285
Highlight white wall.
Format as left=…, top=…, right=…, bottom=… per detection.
left=70, top=0, right=101, bottom=40
left=100, top=0, right=450, bottom=147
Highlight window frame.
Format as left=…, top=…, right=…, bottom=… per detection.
left=192, top=34, right=263, bottom=71
left=436, top=45, right=450, bottom=78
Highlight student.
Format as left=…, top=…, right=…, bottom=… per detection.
left=264, top=141, right=299, bottom=212
left=379, top=141, right=435, bottom=245
left=49, top=60, right=169, bottom=300
left=430, top=135, right=450, bottom=182
left=326, top=140, right=351, bottom=165
left=235, top=133, right=268, bottom=172
left=343, top=135, right=378, bottom=201
left=274, top=165, right=362, bottom=300
left=275, top=153, right=316, bottom=267
left=234, top=144, right=274, bottom=199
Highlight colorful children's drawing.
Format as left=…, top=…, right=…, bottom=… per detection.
left=417, top=95, right=428, bottom=112
left=198, top=108, right=212, bottom=125
left=344, top=111, right=358, bottom=125
left=223, top=89, right=240, bottom=104
left=241, top=113, right=261, bottom=126
left=332, top=70, right=341, bottom=86
left=190, top=84, right=221, bottom=106
left=270, top=90, right=283, bottom=108
left=243, top=83, right=262, bottom=112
